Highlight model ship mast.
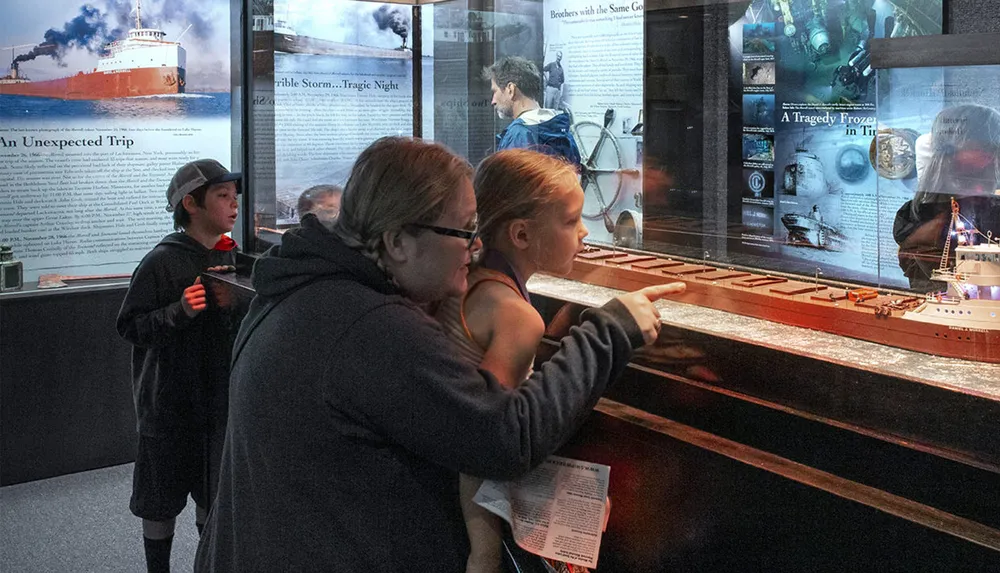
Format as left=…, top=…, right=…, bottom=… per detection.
left=927, top=197, right=1000, bottom=301
left=938, top=198, right=958, bottom=272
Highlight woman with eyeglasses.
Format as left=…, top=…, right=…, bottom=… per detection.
left=196, top=136, right=683, bottom=572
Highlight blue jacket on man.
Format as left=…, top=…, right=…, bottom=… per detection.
left=497, top=108, right=581, bottom=166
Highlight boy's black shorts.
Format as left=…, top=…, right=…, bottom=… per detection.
left=130, top=431, right=210, bottom=521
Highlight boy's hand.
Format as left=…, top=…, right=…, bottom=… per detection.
left=181, top=277, right=207, bottom=317
left=614, top=282, right=686, bottom=345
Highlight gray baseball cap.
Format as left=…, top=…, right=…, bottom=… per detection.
left=166, top=159, right=242, bottom=212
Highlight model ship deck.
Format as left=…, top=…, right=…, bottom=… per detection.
left=568, top=247, right=1000, bottom=364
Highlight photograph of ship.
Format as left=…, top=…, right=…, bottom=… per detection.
left=0, top=0, right=231, bottom=118
left=780, top=206, right=848, bottom=250
left=780, top=144, right=828, bottom=197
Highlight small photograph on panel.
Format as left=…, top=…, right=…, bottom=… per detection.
left=742, top=94, right=775, bottom=128
left=743, top=133, right=775, bottom=163
left=779, top=145, right=828, bottom=197
left=778, top=203, right=847, bottom=252
left=741, top=203, right=774, bottom=234
left=742, top=22, right=776, bottom=56
left=743, top=62, right=775, bottom=86
left=742, top=168, right=775, bottom=200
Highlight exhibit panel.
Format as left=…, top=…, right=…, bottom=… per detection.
left=574, top=11, right=1000, bottom=366
left=0, top=0, right=245, bottom=283
left=249, top=0, right=418, bottom=249
left=247, top=0, right=645, bottom=248
left=0, top=0, right=246, bottom=483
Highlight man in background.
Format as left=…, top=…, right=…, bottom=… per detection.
left=483, top=56, right=580, bottom=165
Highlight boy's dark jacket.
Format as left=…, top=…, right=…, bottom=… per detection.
left=116, top=232, right=238, bottom=435
left=195, top=216, right=644, bottom=572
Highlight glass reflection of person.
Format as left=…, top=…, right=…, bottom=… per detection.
left=542, top=50, right=565, bottom=109
left=297, top=184, right=342, bottom=229
left=893, top=104, right=1000, bottom=291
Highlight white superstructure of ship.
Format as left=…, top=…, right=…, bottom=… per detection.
left=903, top=198, right=1000, bottom=330
left=1, top=0, right=186, bottom=100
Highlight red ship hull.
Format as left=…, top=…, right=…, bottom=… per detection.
left=567, top=251, right=1000, bottom=364
left=0, top=66, right=184, bottom=100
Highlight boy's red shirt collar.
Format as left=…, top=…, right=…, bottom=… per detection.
left=213, top=235, right=237, bottom=251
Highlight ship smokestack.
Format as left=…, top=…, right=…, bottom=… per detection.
left=373, top=5, right=409, bottom=49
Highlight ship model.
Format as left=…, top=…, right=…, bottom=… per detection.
left=568, top=198, right=1000, bottom=363
left=0, top=0, right=185, bottom=100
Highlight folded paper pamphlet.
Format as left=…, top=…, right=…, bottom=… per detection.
left=473, top=455, right=611, bottom=568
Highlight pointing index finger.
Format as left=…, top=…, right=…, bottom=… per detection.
left=638, top=282, right=686, bottom=302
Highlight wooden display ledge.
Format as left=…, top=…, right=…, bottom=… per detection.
left=527, top=273, right=1000, bottom=473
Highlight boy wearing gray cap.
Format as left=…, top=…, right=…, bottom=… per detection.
left=116, top=159, right=241, bottom=573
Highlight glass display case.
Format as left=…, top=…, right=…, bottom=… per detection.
left=565, top=4, right=1000, bottom=364
left=242, top=1, right=1000, bottom=364
left=224, top=6, right=1000, bottom=569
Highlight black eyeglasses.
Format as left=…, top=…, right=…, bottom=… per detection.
left=407, top=222, right=479, bottom=249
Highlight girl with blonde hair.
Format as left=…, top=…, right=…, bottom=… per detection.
left=437, top=148, right=684, bottom=573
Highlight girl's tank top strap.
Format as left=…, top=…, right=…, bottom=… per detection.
left=457, top=268, right=526, bottom=350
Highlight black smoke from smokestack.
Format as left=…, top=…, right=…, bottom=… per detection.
left=106, top=0, right=214, bottom=41
left=16, top=0, right=216, bottom=68
left=15, top=5, right=112, bottom=66
left=159, top=0, right=213, bottom=40
left=372, top=5, right=409, bottom=48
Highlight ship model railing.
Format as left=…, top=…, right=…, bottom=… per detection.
left=922, top=290, right=963, bottom=305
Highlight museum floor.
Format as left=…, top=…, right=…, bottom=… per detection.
left=1, top=464, right=199, bottom=572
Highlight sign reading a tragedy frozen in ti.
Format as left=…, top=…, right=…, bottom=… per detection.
left=729, top=0, right=942, bottom=287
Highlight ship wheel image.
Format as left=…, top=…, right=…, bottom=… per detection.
left=570, top=108, right=638, bottom=232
